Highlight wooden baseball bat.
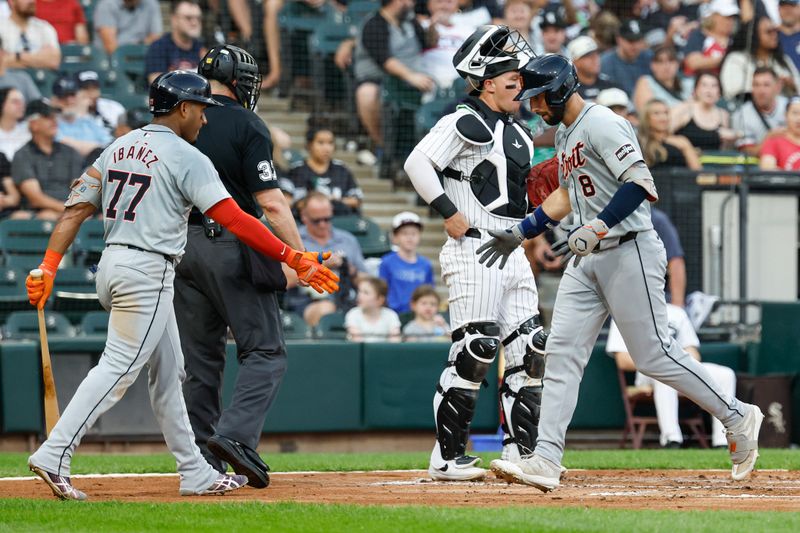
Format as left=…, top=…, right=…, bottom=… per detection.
left=30, top=269, right=60, bottom=436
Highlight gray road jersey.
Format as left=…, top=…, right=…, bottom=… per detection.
left=555, top=104, right=654, bottom=238
left=90, top=125, right=231, bottom=257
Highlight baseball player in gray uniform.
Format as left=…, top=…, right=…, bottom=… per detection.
left=477, top=54, right=763, bottom=492
left=404, top=26, right=550, bottom=481
left=24, top=71, right=339, bottom=501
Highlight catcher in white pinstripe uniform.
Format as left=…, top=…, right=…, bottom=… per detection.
left=404, top=25, right=549, bottom=481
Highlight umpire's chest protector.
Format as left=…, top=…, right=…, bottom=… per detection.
left=456, top=98, right=532, bottom=218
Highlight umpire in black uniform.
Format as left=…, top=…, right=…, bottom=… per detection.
left=175, top=45, right=303, bottom=488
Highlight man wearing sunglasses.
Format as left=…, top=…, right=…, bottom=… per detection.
left=287, top=191, right=367, bottom=328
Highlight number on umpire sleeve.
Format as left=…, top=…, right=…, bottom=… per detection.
left=258, top=160, right=277, bottom=182
left=577, top=175, right=595, bottom=197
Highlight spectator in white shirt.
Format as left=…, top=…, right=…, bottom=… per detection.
left=0, top=0, right=60, bottom=70
left=0, top=87, right=30, bottom=161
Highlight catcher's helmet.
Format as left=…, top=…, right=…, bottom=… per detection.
left=515, top=53, right=579, bottom=108
left=149, top=70, right=221, bottom=115
left=198, top=44, right=262, bottom=110
left=453, top=25, right=534, bottom=93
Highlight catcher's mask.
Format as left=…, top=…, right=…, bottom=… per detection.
left=453, top=25, right=535, bottom=95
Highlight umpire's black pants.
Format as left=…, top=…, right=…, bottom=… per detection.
left=175, top=225, right=287, bottom=469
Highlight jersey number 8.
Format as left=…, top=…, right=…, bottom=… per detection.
left=105, top=170, right=152, bottom=221
left=577, top=174, right=596, bottom=197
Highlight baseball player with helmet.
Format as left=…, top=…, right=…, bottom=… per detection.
left=404, top=25, right=549, bottom=481
left=24, top=70, right=339, bottom=501
left=175, top=44, right=299, bottom=489
left=477, top=54, right=763, bottom=492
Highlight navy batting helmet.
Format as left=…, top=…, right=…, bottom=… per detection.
left=515, top=54, right=579, bottom=108
left=198, top=44, right=261, bottom=110
left=149, top=70, right=221, bottom=115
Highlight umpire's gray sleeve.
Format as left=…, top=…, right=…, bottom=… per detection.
left=405, top=149, right=458, bottom=218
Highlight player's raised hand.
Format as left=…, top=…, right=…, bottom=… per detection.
left=26, top=267, right=55, bottom=310
left=476, top=225, right=525, bottom=270
left=286, top=250, right=340, bottom=294
left=565, top=218, right=609, bottom=257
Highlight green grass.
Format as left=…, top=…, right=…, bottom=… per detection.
left=0, top=449, right=798, bottom=478
left=0, top=500, right=798, bottom=533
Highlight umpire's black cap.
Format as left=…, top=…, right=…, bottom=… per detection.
left=149, top=70, right=221, bottom=115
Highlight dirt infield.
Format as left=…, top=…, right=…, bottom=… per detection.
left=1, top=469, right=799, bottom=511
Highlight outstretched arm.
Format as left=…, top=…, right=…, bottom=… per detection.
left=205, top=198, right=339, bottom=293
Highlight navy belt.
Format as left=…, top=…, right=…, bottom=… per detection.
left=107, top=243, right=174, bottom=263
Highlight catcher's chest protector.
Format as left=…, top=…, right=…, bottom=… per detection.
left=457, top=98, right=532, bottom=218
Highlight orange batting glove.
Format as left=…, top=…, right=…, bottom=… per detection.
left=26, top=249, right=62, bottom=310
left=286, top=250, right=340, bottom=294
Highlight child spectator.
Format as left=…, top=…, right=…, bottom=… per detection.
left=379, top=211, right=434, bottom=314
left=289, top=125, right=362, bottom=215
left=402, top=285, right=449, bottom=341
left=345, top=277, right=401, bottom=342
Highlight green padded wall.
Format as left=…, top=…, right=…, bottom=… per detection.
left=571, top=343, right=625, bottom=428
left=362, top=342, right=499, bottom=431
left=0, top=341, right=41, bottom=432
left=698, top=343, right=744, bottom=371
left=222, top=341, right=364, bottom=433
left=758, top=303, right=800, bottom=444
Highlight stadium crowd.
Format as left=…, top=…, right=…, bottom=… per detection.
left=0, top=0, right=796, bottom=338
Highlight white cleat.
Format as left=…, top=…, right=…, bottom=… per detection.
left=492, top=453, right=561, bottom=492
left=428, top=455, right=487, bottom=481
left=180, top=474, right=248, bottom=496
left=492, top=458, right=568, bottom=484
left=727, top=403, right=764, bottom=481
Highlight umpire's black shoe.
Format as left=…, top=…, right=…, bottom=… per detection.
left=207, top=434, right=270, bottom=489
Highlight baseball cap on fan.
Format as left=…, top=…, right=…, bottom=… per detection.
left=567, top=36, right=598, bottom=60
left=392, top=211, right=423, bottom=232
left=76, top=70, right=101, bottom=88
left=703, top=0, right=740, bottom=17
left=25, top=99, right=57, bottom=120
left=540, top=9, right=567, bottom=30
left=619, top=19, right=645, bottom=41
left=596, top=88, right=631, bottom=110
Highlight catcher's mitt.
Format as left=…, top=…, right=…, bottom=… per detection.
left=526, top=156, right=560, bottom=208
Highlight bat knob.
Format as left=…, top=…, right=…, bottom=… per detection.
left=30, top=268, right=43, bottom=280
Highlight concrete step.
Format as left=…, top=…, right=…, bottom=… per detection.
left=359, top=180, right=394, bottom=193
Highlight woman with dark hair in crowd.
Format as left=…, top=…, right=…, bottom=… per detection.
left=720, top=14, right=800, bottom=100
left=639, top=99, right=702, bottom=171
left=289, top=123, right=362, bottom=215
left=760, top=97, right=800, bottom=170
left=671, top=71, right=741, bottom=151
left=0, top=87, right=30, bottom=161
left=633, top=45, right=688, bottom=114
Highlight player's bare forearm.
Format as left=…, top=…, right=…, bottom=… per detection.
left=255, top=188, right=304, bottom=250
left=541, top=187, right=573, bottom=222
left=46, top=203, right=97, bottom=255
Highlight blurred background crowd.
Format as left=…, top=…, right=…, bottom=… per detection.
left=0, top=0, right=796, bottom=342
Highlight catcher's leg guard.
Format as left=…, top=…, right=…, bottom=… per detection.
left=500, top=316, right=547, bottom=461
left=431, top=322, right=500, bottom=473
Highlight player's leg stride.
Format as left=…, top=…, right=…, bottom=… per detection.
left=727, top=403, right=765, bottom=481
left=429, top=322, right=500, bottom=481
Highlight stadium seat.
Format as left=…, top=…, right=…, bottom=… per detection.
left=25, top=68, right=58, bottom=98
left=415, top=97, right=453, bottom=140
left=280, top=310, right=309, bottom=340
left=51, top=267, right=102, bottom=323
left=3, top=310, right=76, bottom=340
left=0, top=219, right=56, bottom=267
left=0, top=268, right=30, bottom=324
left=332, top=215, right=391, bottom=258
left=309, top=23, right=353, bottom=114
left=74, top=218, right=106, bottom=266
left=343, top=0, right=379, bottom=26
left=316, top=311, right=347, bottom=340
left=60, top=44, right=111, bottom=74
left=381, top=75, right=422, bottom=182
left=111, top=43, right=149, bottom=90
left=80, top=310, right=110, bottom=336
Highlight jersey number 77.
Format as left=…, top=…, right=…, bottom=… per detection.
left=105, top=170, right=152, bottom=221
